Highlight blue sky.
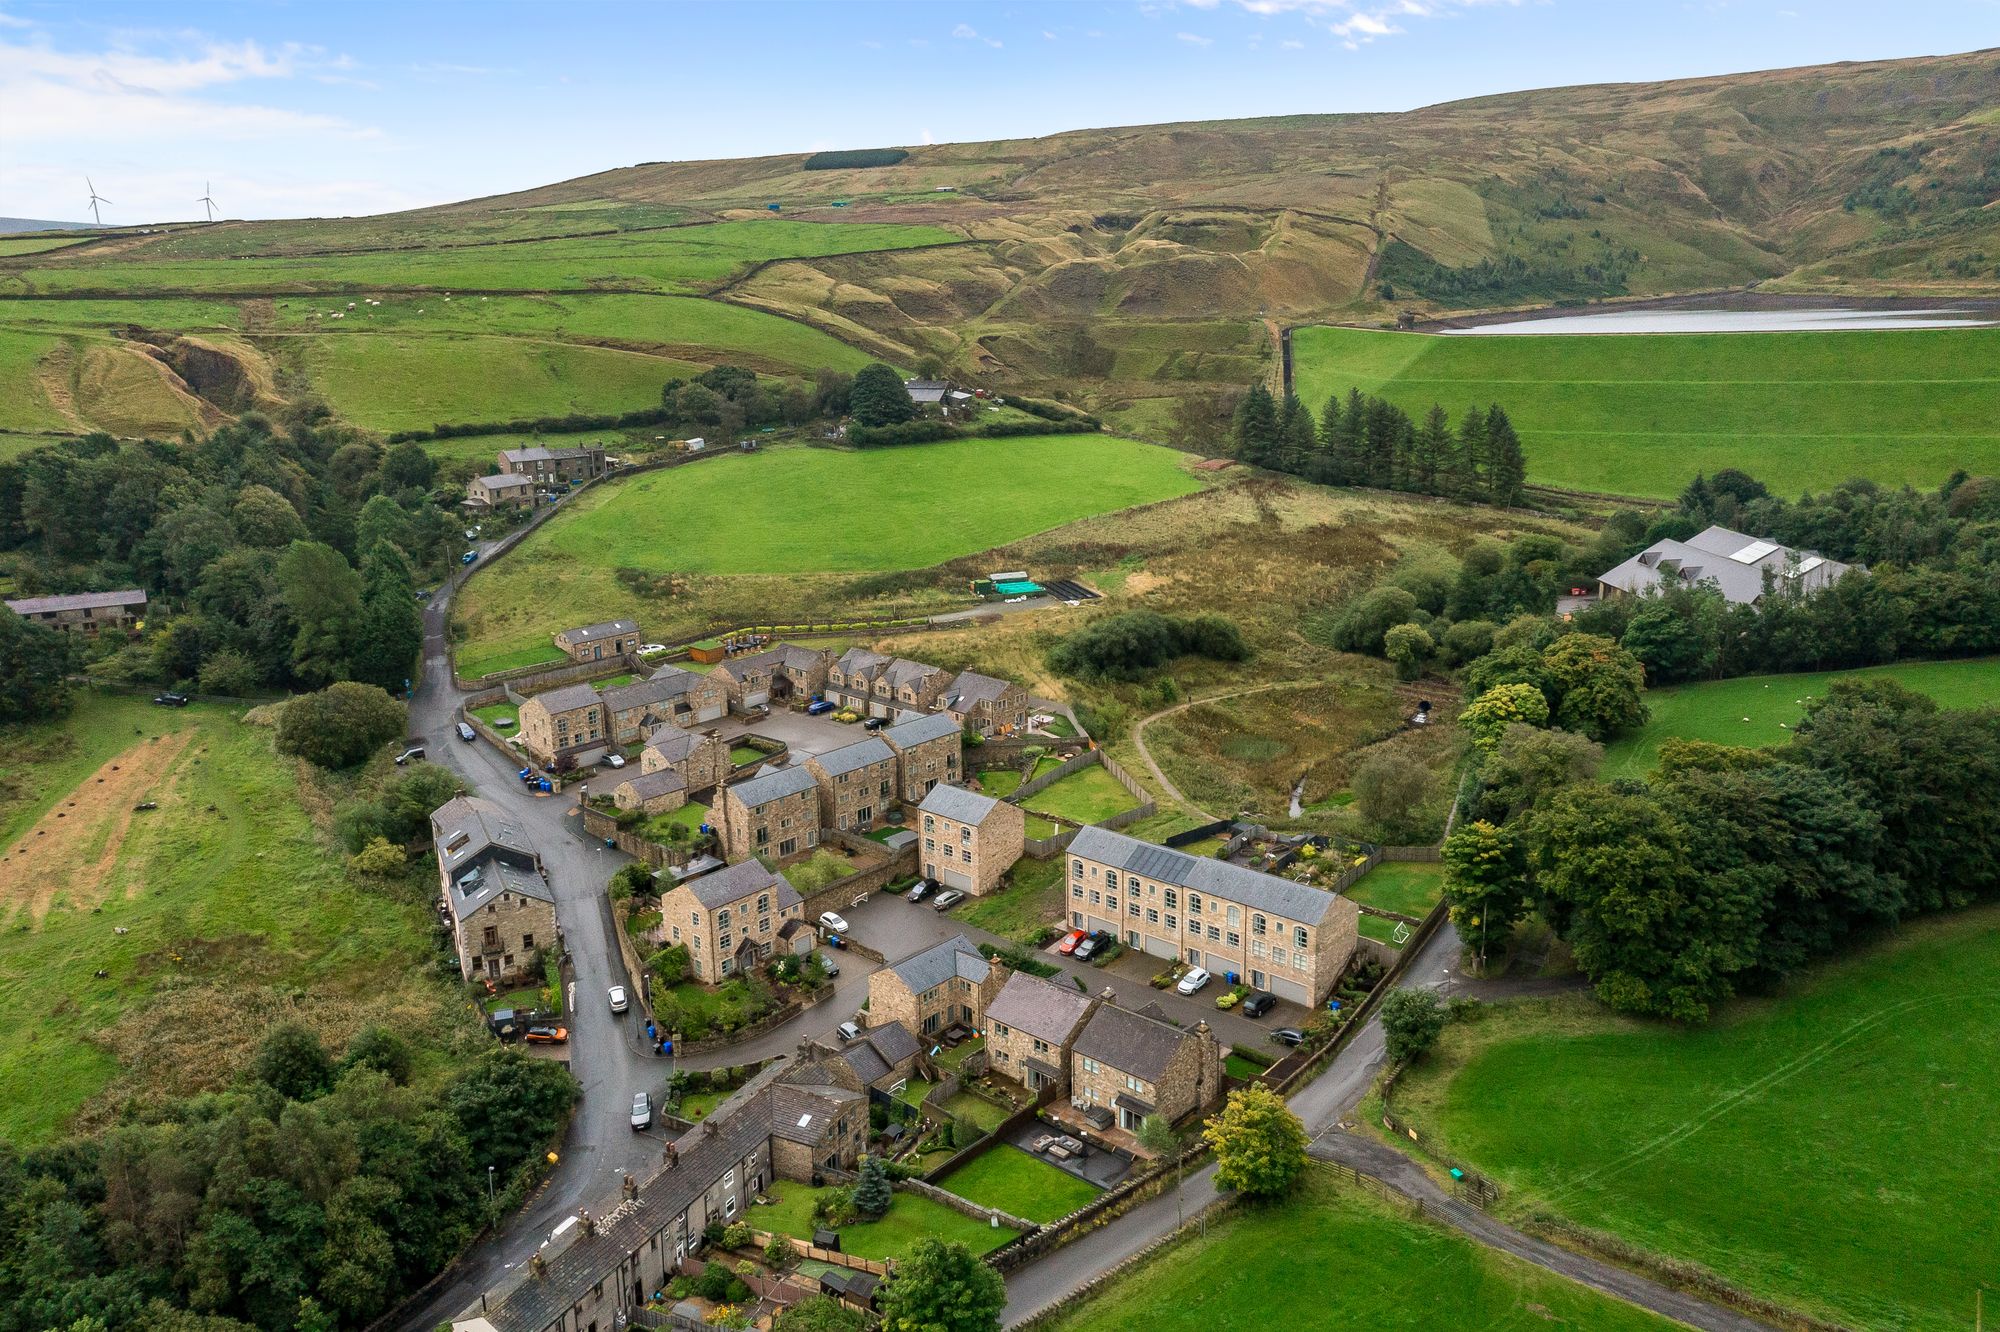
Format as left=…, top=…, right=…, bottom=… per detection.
left=2, top=0, right=1995, bottom=224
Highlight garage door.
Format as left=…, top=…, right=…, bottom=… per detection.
left=870, top=700, right=893, bottom=719
left=1268, top=976, right=1309, bottom=1005
left=1140, top=933, right=1177, bottom=961
left=1085, top=912, right=1117, bottom=936
left=696, top=703, right=725, bottom=722
left=743, top=690, right=770, bottom=710
left=937, top=865, right=972, bottom=891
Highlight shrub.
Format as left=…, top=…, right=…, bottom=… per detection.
left=1381, top=988, right=1448, bottom=1063
left=803, top=147, right=909, bottom=170
left=1046, top=609, right=1250, bottom=682
left=721, top=1221, right=754, bottom=1250
left=649, top=943, right=692, bottom=986
left=763, top=1234, right=797, bottom=1269
left=276, top=681, right=407, bottom=769
left=347, top=836, right=407, bottom=878
left=852, top=1155, right=893, bottom=1216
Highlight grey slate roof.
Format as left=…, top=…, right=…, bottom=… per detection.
left=768, top=1083, right=860, bottom=1145
left=812, top=736, right=895, bottom=778
left=716, top=644, right=825, bottom=680
left=468, top=474, right=532, bottom=492
left=528, top=682, right=601, bottom=715
left=727, top=762, right=819, bottom=809
left=883, top=711, right=961, bottom=748
left=1068, top=826, right=1338, bottom=925
left=1597, top=525, right=1853, bottom=606
left=615, top=769, right=686, bottom=801
left=862, top=1020, right=920, bottom=1067
left=838, top=1041, right=891, bottom=1086
left=431, top=795, right=537, bottom=871
left=559, top=618, right=636, bottom=642
left=987, top=972, right=1094, bottom=1046
left=448, top=857, right=553, bottom=915
left=919, top=783, right=1003, bottom=826
left=645, top=663, right=703, bottom=695
left=942, top=670, right=1013, bottom=711
left=904, top=379, right=949, bottom=404
left=6, top=588, right=147, bottom=615
left=1074, top=1002, right=1189, bottom=1083
left=678, top=859, right=801, bottom=912
left=885, top=933, right=988, bottom=994
left=503, top=445, right=599, bottom=464
left=643, top=726, right=698, bottom=763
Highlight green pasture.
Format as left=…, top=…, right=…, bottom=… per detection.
left=1291, top=325, right=2000, bottom=498
left=0, top=235, right=93, bottom=257
left=1391, top=907, right=2000, bottom=1331
left=459, top=643, right=567, bottom=680
left=0, top=330, right=70, bottom=432
left=1600, top=657, right=2000, bottom=780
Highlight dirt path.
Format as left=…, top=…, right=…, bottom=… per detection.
left=1130, top=678, right=1321, bottom=821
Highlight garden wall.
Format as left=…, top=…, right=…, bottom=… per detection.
left=986, top=1137, right=1210, bottom=1276
left=895, top=1178, right=1036, bottom=1233
left=672, top=984, right=835, bottom=1056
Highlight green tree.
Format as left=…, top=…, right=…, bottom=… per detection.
left=1478, top=722, right=1601, bottom=816
left=381, top=441, right=436, bottom=493
left=649, top=943, right=692, bottom=986
left=1459, top=682, right=1550, bottom=751
left=1410, top=404, right=1453, bottom=495
left=0, top=611, right=76, bottom=722
left=353, top=541, right=422, bottom=692
left=762, top=1233, right=798, bottom=1270
left=877, top=1238, right=1007, bottom=1332
left=1454, top=406, right=1489, bottom=502
left=340, top=1026, right=414, bottom=1084
left=1203, top=1084, right=1308, bottom=1200
left=1484, top=404, right=1526, bottom=505
left=255, top=1023, right=335, bottom=1101
left=347, top=836, right=407, bottom=878
left=1539, top=633, right=1647, bottom=741
left=197, top=647, right=262, bottom=698
left=354, top=495, right=412, bottom=560
left=1326, top=585, right=1419, bottom=655
left=1441, top=819, right=1531, bottom=966
left=848, top=363, right=916, bottom=428
left=231, top=484, right=307, bottom=548
left=446, top=1049, right=579, bottom=1177
left=1380, top=988, right=1449, bottom=1063
left=275, top=540, right=364, bottom=685
left=1351, top=753, right=1432, bottom=839
left=1621, top=590, right=1725, bottom=684
left=852, top=1155, right=893, bottom=1217
left=276, top=681, right=407, bottom=769
left=1382, top=621, right=1436, bottom=681
left=1231, top=383, right=1279, bottom=468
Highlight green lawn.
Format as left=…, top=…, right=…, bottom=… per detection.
left=1223, top=1053, right=1269, bottom=1081
left=936, top=1146, right=1101, bottom=1223
left=975, top=768, right=1023, bottom=798
left=470, top=702, right=520, bottom=731
left=1344, top=861, right=1444, bottom=918
left=749, top=1184, right=1018, bottom=1260
left=1291, top=325, right=2000, bottom=498
left=894, top=1076, right=935, bottom=1109
left=1050, top=1172, right=1681, bottom=1332
left=1601, top=658, right=2000, bottom=781
left=934, top=1036, right=986, bottom=1071
left=949, top=856, right=1064, bottom=943
left=941, top=1091, right=1012, bottom=1132
left=1356, top=914, right=1409, bottom=947
left=1023, top=764, right=1142, bottom=825
left=730, top=745, right=766, bottom=766
left=459, top=643, right=566, bottom=679
left=595, top=673, right=640, bottom=688
left=642, top=801, right=710, bottom=839
left=1392, top=907, right=2000, bottom=1332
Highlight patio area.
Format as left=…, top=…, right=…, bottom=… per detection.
left=1041, top=1101, right=1152, bottom=1167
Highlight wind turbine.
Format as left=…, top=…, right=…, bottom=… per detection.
left=85, top=178, right=110, bottom=226
left=197, top=181, right=218, bottom=223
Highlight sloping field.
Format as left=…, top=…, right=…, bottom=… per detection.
left=1292, top=326, right=2000, bottom=498
left=0, top=330, right=71, bottom=431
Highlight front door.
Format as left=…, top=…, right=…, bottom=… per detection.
left=1251, top=969, right=1265, bottom=989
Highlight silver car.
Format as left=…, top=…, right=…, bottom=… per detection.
left=630, top=1092, right=652, bottom=1131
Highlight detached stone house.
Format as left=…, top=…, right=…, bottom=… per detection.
left=711, top=644, right=831, bottom=712
left=516, top=683, right=606, bottom=767
left=657, top=860, right=803, bottom=983
left=881, top=712, right=962, bottom=802
left=917, top=784, right=1024, bottom=896
left=805, top=737, right=898, bottom=834
left=609, top=768, right=687, bottom=816
left=553, top=619, right=640, bottom=662
left=430, top=796, right=556, bottom=985
left=985, top=971, right=1097, bottom=1094
left=464, top=472, right=535, bottom=511
left=498, top=444, right=606, bottom=487
left=938, top=670, right=1029, bottom=736
left=640, top=726, right=732, bottom=795
left=716, top=764, right=820, bottom=862
left=5, top=588, right=147, bottom=637
left=867, top=934, right=1003, bottom=1039
left=1065, top=826, right=1358, bottom=1008
left=825, top=648, right=949, bottom=720
left=603, top=667, right=726, bottom=746
left=1072, top=998, right=1222, bottom=1131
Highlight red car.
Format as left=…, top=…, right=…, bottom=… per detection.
left=1056, top=929, right=1087, bottom=955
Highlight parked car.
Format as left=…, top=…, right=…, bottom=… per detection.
left=862, top=717, right=885, bottom=731
left=608, top=985, right=628, bottom=1013
left=461, top=550, right=478, bottom=565
left=806, top=699, right=835, bottom=716
left=524, top=1025, right=568, bottom=1044
left=817, top=952, right=840, bottom=978
left=906, top=878, right=934, bottom=904
left=393, top=746, right=426, bottom=765
left=1073, top=933, right=1103, bottom=962
left=1176, top=967, right=1213, bottom=996
left=152, top=691, right=190, bottom=707
left=836, top=1021, right=863, bottom=1042
left=456, top=721, right=476, bottom=741
left=818, top=911, right=850, bottom=934
left=1271, top=1027, right=1307, bottom=1047
left=639, top=643, right=667, bottom=654
left=1056, top=929, right=1087, bottom=955
left=630, top=1092, right=652, bottom=1131
left=931, top=889, right=966, bottom=911
left=604, top=753, right=626, bottom=768
left=1241, top=991, right=1277, bottom=1018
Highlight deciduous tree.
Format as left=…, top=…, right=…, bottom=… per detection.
left=1203, top=1085, right=1307, bottom=1199
left=876, top=1239, right=1006, bottom=1332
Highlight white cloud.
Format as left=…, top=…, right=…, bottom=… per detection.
left=1281, top=37, right=1306, bottom=47
left=1043, top=29, right=1058, bottom=40
left=1176, top=31, right=1215, bottom=45
left=1180, top=0, right=1524, bottom=50
left=951, top=22, right=1003, bottom=48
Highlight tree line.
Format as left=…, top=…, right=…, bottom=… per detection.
left=1229, top=383, right=1526, bottom=506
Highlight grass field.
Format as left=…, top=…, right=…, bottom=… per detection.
left=949, top=856, right=1064, bottom=944
left=459, top=643, right=567, bottom=680
left=1344, top=860, right=1445, bottom=918
left=1292, top=325, right=2000, bottom=498
left=1391, top=907, right=2000, bottom=1332
left=749, top=1183, right=1018, bottom=1260
left=0, top=693, right=449, bottom=1142
left=1600, top=657, right=2000, bottom=780
left=1050, top=1171, right=1680, bottom=1332
left=936, top=1145, right=1101, bottom=1223
left=1021, top=764, right=1141, bottom=825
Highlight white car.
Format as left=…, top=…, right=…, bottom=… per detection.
left=1176, top=967, right=1213, bottom=996
left=608, top=986, right=629, bottom=1013
left=604, top=753, right=626, bottom=768
left=639, top=643, right=668, bottom=654
left=818, top=911, right=849, bottom=934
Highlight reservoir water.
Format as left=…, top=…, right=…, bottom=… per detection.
left=1441, top=308, right=1998, bottom=335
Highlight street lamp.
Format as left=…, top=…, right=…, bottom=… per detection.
left=487, top=1164, right=496, bottom=1206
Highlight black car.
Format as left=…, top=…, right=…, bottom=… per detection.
left=906, top=879, right=934, bottom=904
left=1241, top=991, right=1277, bottom=1018
left=1073, top=932, right=1103, bottom=962
left=153, top=691, right=190, bottom=707
left=1271, top=1027, right=1307, bottom=1047
left=862, top=717, right=886, bottom=732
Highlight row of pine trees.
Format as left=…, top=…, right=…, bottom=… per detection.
left=1231, top=383, right=1528, bottom=507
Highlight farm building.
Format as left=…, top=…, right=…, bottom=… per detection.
left=1594, top=526, right=1856, bottom=608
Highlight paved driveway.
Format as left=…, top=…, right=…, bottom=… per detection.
left=710, top=709, right=880, bottom=760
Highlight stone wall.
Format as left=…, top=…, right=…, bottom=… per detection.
left=894, top=1178, right=1036, bottom=1233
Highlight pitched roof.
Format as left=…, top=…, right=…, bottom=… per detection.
left=885, top=934, right=988, bottom=994
left=646, top=663, right=705, bottom=696
left=1074, top=1002, right=1190, bottom=1083
left=502, top=445, right=599, bottom=464
left=1597, top=526, right=1853, bottom=605
left=6, top=588, right=147, bottom=615
left=882, top=712, right=961, bottom=748
left=812, top=737, right=895, bottom=778
left=468, top=473, right=532, bottom=492
left=615, top=769, right=686, bottom=801
left=987, top=972, right=1094, bottom=1046
left=431, top=795, right=536, bottom=869
left=942, top=670, right=1014, bottom=711
left=527, top=682, right=601, bottom=715
left=677, top=859, right=800, bottom=912
left=767, top=1083, right=861, bottom=1145
left=448, top=857, right=553, bottom=914
left=604, top=670, right=703, bottom=712
left=919, top=783, right=1003, bottom=826
left=643, top=726, right=699, bottom=763
left=1068, top=826, right=1338, bottom=924
left=715, top=644, right=826, bottom=680
left=859, top=1021, right=919, bottom=1067
left=559, top=618, right=637, bottom=642
left=726, top=762, right=819, bottom=808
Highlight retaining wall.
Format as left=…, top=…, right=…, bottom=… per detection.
left=895, top=1177, right=1036, bottom=1233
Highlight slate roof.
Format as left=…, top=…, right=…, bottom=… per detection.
left=941, top=670, right=1014, bottom=712
left=448, top=857, right=553, bottom=915
left=987, top=972, right=1095, bottom=1046
left=918, top=783, right=1003, bottom=827
left=431, top=795, right=537, bottom=871
left=528, top=682, right=601, bottom=715
left=812, top=736, right=895, bottom=777
left=822, top=1020, right=922, bottom=1087
left=861, top=1020, right=920, bottom=1067
left=1068, top=826, right=1338, bottom=925
left=715, top=644, right=826, bottom=680
left=600, top=677, right=681, bottom=714
left=502, top=445, right=600, bottom=464
left=1597, top=525, right=1853, bottom=605
left=677, top=859, right=800, bottom=912
left=904, top=379, right=950, bottom=404
left=885, top=934, right=988, bottom=994
left=727, top=762, right=819, bottom=808
left=643, top=726, right=698, bottom=763
left=468, top=474, right=532, bottom=492
left=882, top=712, right=961, bottom=748
left=1074, top=1002, right=1190, bottom=1083
left=767, top=1081, right=862, bottom=1146
left=615, top=769, right=686, bottom=801
left=645, top=663, right=704, bottom=696
left=6, top=588, right=147, bottom=615
left=558, top=618, right=636, bottom=642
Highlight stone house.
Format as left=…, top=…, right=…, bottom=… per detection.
left=985, top=970, right=1097, bottom=1094
left=866, top=934, right=1003, bottom=1039
left=1071, top=997, right=1222, bottom=1131
left=814, top=1022, right=924, bottom=1095
left=639, top=726, right=732, bottom=795
left=711, top=644, right=831, bottom=712
left=1064, top=826, right=1358, bottom=1008
left=656, top=860, right=803, bottom=983
left=5, top=588, right=147, bottom=637
left=917, top=784, right=1024, bottom=896
left=825, top=648, right=948, bottom=720
left=716, top=764, right=820, bottom=862
left=601, top=667, right=727, bottom=747
left=767, top=1063, right=867, bottom=1179
left=516, top=683, right=607, bottom=767
left=609, top=768, right=686, bottom=816
left=938, top=670, right=1029, bottom=736
left=430, top=796, right=556, bottom=984
left=498, top=444, right=606, bottom=487
left=805, top=737, right=898, bottom=834
left=880, top=712, right=963, bottom=802
left=463, top=473, right=535, bottom=511
left=553, top=618, right=639, bottom=662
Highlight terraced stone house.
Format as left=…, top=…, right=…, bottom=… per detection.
left=917, top=783, right=1024, bottom=896
left=498, top=443, right=607, bottom=487
left=716, top=763, right=820, bottom=862
left=938, top=669, right=1029, bottom=736
left=657, top=860, right=803, bottom=983
left=463, top=472, right=535, bottom=511
left=711, top=644, right=832, bottom=712
left=825, top=648, right=949, bottom=720
left=985, top=970, right=1098, bottom=1094
left=880, top=712, right=963, bottom=801
left=805, top=737, right=898, bottom=833
left=602, top=667, right=727, bottom=746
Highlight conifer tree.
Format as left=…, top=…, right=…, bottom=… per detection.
left=1412, top=404, right=1453, bottom=496
left=1486, top=404, right=1527, bottom=506
left=1231, top=384, right=1279, bottom=468
left=1278, top=393, right=1315, bottom=474
left=1456, top=406, right=1490, bottom=502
